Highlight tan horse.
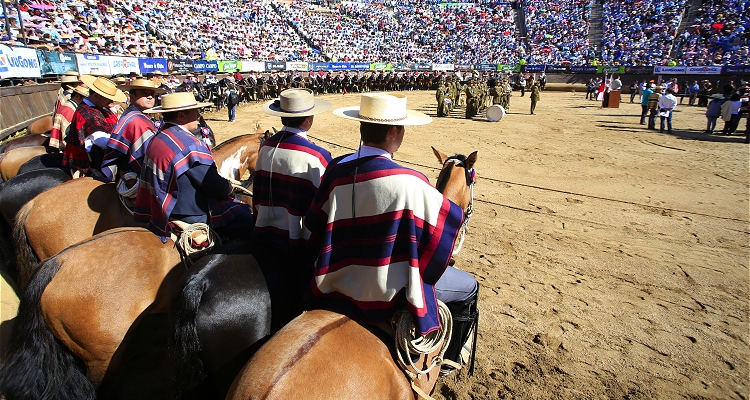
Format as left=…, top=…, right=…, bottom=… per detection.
left=13, top=132, right=268, bottom=290
left=27, top=115, right=54, bottom=135
left=0, top=228, right=184, bottom=399
left=432, top=147, right=478, bottom=255
left=0, top=146, right=49, bottom=181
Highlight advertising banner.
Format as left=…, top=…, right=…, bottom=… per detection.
left=0, top=45, right=41, bottom=79
left=653, top=66, right=685, bottom=75
left=238, top=61, right=263, bottom=72
left=369, top=62, right=392, bottom=71
left=264, top=61, right=286, bottom=71
left=546, top=65, right=571, bottom=74
left=523, top=65, right=545, bottom=72
left=218, top=60, right=241, bottom=72
left=353, top=63, right=370, bottom=70
left=455, top=64, right=473, bottom=70
left=685, top=66, right=722, bottom=75
left=571, top=66, right=598, bottom=74
left=36, top=50, right=78, bottom=75
left=285, top=61, right=309, bottom=71
left=329, top=62, right=356, bottom=71
left=724, top=65, right=750, bottom=74
left=432, top=63, right=454, bottom=71
left=596, top=65, right=625, bottom=74
left=624, top=66, right=653, bottom=75
left=495, top=64, right=516, bottom=72
left=168, top=59, right=195, bottom=74
left=310, top=62, right=329, bottom=71
left=108, top=56, right=140, bottom=75
left=76, top=53, right=110, bottom=75
left=139, top=58, right=169, bottom=74
left=193, top=60, right=219, bottom=72
left=474, top=63, right=496, bottom=71
left=412, top=63, right=431, bottom=71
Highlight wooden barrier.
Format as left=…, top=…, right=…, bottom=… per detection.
left=0, top=83, right=59, bottom=141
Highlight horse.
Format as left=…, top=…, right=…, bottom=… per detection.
left=0, top=146, right=50, bottom=181
left=0, top=228, right=185, bottom=399
left=0, top=133, right=49, bottom=154
left=12, top=132, right=267, bottom=291
left=432, top=147, right=478, bottom=255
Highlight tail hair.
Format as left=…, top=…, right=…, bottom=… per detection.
left=0, top=256, right=95, bottom=400
left=12, top=200, right=39, bottom=291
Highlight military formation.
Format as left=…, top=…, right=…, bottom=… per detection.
left=435, top=72, right=524, bottom=119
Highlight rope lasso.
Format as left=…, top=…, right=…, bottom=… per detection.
left=393, top=300, right=454, bottom=378
left=170, top=220, right=222, bottom=267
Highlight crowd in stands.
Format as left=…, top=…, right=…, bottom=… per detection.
left=524, top=0, right=591, bottom=65
left=601, top=0, right=688, bottom=65
left=673, top=0, right=749, bottom=66
left=0, top=0, right=748, bottom=66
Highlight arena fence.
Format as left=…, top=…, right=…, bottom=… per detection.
left=0, top=83, right=57, bottom=140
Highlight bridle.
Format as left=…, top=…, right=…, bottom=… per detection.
left=438, top=155, right=476, bottom=255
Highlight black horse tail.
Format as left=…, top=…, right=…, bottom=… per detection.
left=0, top=256, right=95, bottom=400
left=12, top=199, right=38, bottom=291
left=170, top=264, right=211, bottom=400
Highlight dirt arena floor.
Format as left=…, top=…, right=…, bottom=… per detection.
left=2, top=90, right=748, bottom=399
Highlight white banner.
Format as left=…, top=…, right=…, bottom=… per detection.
left=108, top=56, right=140, bottom=75
left=76, top=54, right=111, bottom=75
left=685, top=66, right=722, bottom=75
left=653, top=66, right=686, bottom=75
left=0, top=45, right=42, bottom=79
left=432, top=63, right=454, bottom=71
left=285, top=61, right=309, bottom=71
left=240, top=61, right=266, bottom=72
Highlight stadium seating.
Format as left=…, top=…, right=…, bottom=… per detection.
left=673, top=0, right=750, bottom=66
left=524, top=0, right=592, bottom=65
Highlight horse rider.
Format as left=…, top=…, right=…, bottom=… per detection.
left=50, top=76, right=88, bottom=150
left=305, top=93, right=480, bottom=377
left=251, top=88, right=332, bottom=300
left=54, top=71, right=81, bottom=113
left=134, top=92, right=255, bottom=243
left=100, top=79, right=167, bottom=189
left=62, top=75, right=126, bottom=178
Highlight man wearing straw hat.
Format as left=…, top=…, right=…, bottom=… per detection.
left=304, top=92, right=479, bottom=377
left=135, top=92, right=254, bottom=244
left=50, top=85, right=89, bottom=150
left=63, top=75, right=127, bottom=177
left=100, top=79, right=167, bottom=186
left=251, top=88, right=332, bottom=297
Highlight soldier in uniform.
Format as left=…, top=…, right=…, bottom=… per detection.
left=530, top=82, right=541, bottom=115
left=436, top=82, right=449, bottom=117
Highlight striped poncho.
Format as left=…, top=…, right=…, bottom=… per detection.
left=101, top=104, right=156, bottom=181
left=305, top=153, right=464, bottom=336
left=134, top=123, right=249, bottom=243
left=252, top=128, right=331, bottom=252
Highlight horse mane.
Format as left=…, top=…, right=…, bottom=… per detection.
left=212, top=133, right=262, bottom=151
left=435, top=154, right=467, bottom=193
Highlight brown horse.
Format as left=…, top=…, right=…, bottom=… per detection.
left=0, top=133, right=49, bottom=154
left=432, top=147, right=478, bottom=255
left=0, top=146, right=49, bottom=181
left=13, top=132, right=268, bottom=290
left=0, top=228, right=184, bottom=399
left=214, top=132, right=269, bottom=182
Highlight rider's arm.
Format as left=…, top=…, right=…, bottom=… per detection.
left=184, top=163, right=232, bottom=200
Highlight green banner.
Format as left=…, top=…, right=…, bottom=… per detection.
left=370, top=62, right=392, bottom=71
left=597, top=66, right=625, bottom=74
left=218, top=60, right=241, bottom=72
left=496, top=64, right=517, bottom=72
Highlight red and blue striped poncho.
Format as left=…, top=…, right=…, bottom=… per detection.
left=252, top=128, right=331, bottom=252
left=305, top=154, right=464, bottom=336
left=134, top=123, right=249, bottom=243
left=101, top=104, right=156, bottom=181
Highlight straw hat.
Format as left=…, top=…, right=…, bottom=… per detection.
left=263, top=88, right=331, bottom=117
left=79, top=75, right=127, bottom=102
left=114, top=76, right=128, bottom=83
left=64, top=70, right=80, bottom=77
left=61, top=74, right=81, bottom=83
left=143, top=92, right=212, bottom=114
left=333, top=93, right=432, bottom=126
left=71, top=86, right=89, bottom=97
left=117, top=78, right=167, bottom=94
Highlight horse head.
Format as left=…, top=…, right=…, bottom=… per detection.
left=432, top=147, right=477, bottom=212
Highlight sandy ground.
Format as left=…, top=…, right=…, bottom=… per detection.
left=2, top=90, right=748, bottom=399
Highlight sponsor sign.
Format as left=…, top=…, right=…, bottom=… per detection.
left=239, top=61, right=264, bottom=72
left=36, top=50, right=78, bottom=75
left=723, top=65, right=750, bottom=74
left=546, top=65, right=571, bottom=74
left=571, top=66, right=598, bottom=74
left=624, top=66, right=653, bottom=75
left=412, top=63, right=432, bottom=71
left=432, top=63, right=454, bottom=71
left=495, top=64, right=516, bottom=72
left=168, top=59, right=195, bottom=74
left=455, top=64, right=473, bottom=70
left=310, top=62, right=329, bottom=71
left=218, top=60, right=241, bottom=72
left=108, top=56, right=140, bottom=75
left=0, top=45, right=42, bottom=79
left=139, top=58, right=168, bottom=74
left=353, top=63, right=371, bottom=71
left=523, top=65, right=545, bottom=72
left=653, top=66, right=686, bottom=74
left=265, top=61, right=286, bottom=71
left=474, top=63, right=496, bottom=71
left=285, top=61, right=309, bottom=71
left=685, top=66, right=722, bottom=75
left=75, top=53, right=111, bottom=75
left=330, top=62, right=357, bottom=71
left=596, top=65, right=626, bottom=74
left=369, top=63, right=392, bottom=71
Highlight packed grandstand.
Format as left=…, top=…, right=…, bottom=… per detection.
left=0, top=0, right=747, bottom=67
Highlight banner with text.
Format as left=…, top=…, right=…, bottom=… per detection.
left=369, top=62, right=392, bottom=71
left=239, top=60, right=264, bottom=72
left=108, top=56, right=140, bottom=75
left=285, top=61, right=309, bottom=71
left=571, top=66, right=598, bottom=74
left=596, top=66, right=625, bottom=74
left=168, top=59, right=195, bottom=74
left=685, top=66, right=722, bottom=75
left=139, top=58, right=169, bottom=74
left=523, top=65, right=546, bottom=72
left=432, top=63, right=454, bottom=71
left=723, top=65, right=750, bottom=74
left=218, top=60, right=241, bottom=72
left=76, top=53, right=111, bottom=75
left=36, top=50, right=78, bottom=75
left=0, top=45, right=41, bottom=79
left=547, top=65, right=572, bottom=74
left=624, top=66, right=653, bottom=75
left=653, top=66, right=686, bottom=74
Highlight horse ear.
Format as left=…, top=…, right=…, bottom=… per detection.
left=432, top=146, right=448, bottom=165
left=465, top=151, right=478, bottom=170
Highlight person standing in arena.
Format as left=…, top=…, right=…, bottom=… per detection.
left=640, top=83, right=654, bottom=125
left=305, top=92, right=479, bottom=377
left=530, top=82, right=541, bottom=115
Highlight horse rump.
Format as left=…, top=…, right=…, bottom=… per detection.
left=0, top=257, right=95, bottom=400
left=12, top=200, right=39, bottom=291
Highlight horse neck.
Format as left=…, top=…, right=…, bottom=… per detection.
left=213, top=135, right=261, bottom=180
left=437, top=164, right=469, bottom=210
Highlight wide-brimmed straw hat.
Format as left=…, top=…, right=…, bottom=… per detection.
left=71, top=86, right=89, bottom=97
left=60, top=74, right=81, bottom=84
left=79, top=75, right=127, bottom=102
left=117, top=78, right=167, bottom=94
left=143, top=92, right=212, bottom=114
left=263, top=88, right=331, bottom=117
left=333, top=93, right=432, bottom=126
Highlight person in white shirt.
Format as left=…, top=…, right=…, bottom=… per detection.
left=658, top=88, right=679, bottom=134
